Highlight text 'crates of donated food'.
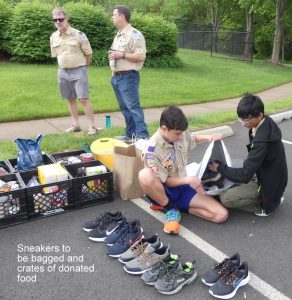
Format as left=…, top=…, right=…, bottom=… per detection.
left=0, top=173, right=28, bottom=228
left=90, top=138, right=127, bottom=170
left=19, top=163, right=74, bottom=220
left=65, top=160, right=113, bottom=208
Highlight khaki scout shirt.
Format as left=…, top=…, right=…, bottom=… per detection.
left=50, top=26, right=92, bottom=69
left=142, top=129, right=196, bottom=183
left=111, top=24, right=146, bottom=72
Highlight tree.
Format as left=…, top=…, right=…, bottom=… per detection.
left=270, top=0, right=287, bottom=63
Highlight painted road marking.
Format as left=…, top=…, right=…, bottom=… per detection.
left=282, top=139, right=292, bottom=145
left=131, top=197, right=291, bottom=300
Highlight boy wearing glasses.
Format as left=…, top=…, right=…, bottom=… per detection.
left=50, top=7, right=97, bottom=135
left=209, top=93, right=288, bottom=216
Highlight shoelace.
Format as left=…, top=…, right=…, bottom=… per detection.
left=163, top=265, right=180, bottom=282
left=130, top=239, right=147, bottom=255
left=225, top=270, right=239, bottom=285
left=165, top=209, right=180, bottom=222
left=217, top=261, right=233, bottom=275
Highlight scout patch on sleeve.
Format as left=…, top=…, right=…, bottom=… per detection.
left=146, top=153, right=154, bottom=159
left=79, top=32, right=88, bottom=41
left=132, top=32, right=143, bottom=40
left=162, top=153, right=175, bottom=175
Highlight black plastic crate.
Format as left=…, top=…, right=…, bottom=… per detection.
left=8, top=154, right=55, bottom=173
left=65, top=160, right=113, bottom=208
left=20, top=169, right=74, bottom=220
left=0, top=160, right=13, bottom=175
left=0, top=173, right=28, bottom=228
left=50, top=149, right=94, bottom=165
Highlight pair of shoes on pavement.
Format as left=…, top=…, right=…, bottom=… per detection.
left=65, top=126, right=99, bottom=135
left=144, top=257, right=197, bottom=295
left=201, top=253, right=250, bottom=299
left=83, top=212, right=144, bottom=258
left=82, top=211, right=124, bottom=235
left=115, top=135, right=148, bottom=144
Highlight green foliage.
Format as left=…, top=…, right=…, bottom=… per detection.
left=5, top=1, right=53, bottom=62
left=63, top=2, right=114, bottom=50
left=0, top=0, right=12, bottom=52
left=91, top=49, right=109, bottom=67
left=131, top=13, right=178, bottom=57
left=144, top=54, right=183, bottom=68
left=254, top=24, right=274, bottom=59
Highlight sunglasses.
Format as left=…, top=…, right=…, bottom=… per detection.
left=53, top=18, right=65, bottom=23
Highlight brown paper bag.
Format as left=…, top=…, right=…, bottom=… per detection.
left=113, top=144, right=145, bottom=200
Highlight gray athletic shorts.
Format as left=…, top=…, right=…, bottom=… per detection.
left=58, top=66, right=89, bottom=100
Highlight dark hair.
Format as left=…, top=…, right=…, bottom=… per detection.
left=237, top=93, right=264, bottom=119
left=160, top=106, right=188, bottom=131
left=114, top=5, right=131, bottom=22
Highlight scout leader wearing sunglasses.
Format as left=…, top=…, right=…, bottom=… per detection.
left=209, top=93, right=288, bottom=217
left=50, top=7, right=98, bottom=136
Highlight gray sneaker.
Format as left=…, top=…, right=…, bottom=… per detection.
left=123, top=244, right=170, bottom=275
left=119, top=234, right=162, bottom=264
left=141, top=254, right=179, bottom=285
left=154, top=260, right=197, bottom=295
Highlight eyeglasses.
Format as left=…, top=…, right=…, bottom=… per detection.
left=53, top=18, right=65, bottom=23
left=238, top=117, right=254, bottom=125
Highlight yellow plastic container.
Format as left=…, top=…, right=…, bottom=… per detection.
left=90, top=138, right=128, bottom=170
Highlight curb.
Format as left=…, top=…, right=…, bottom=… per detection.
left=192, top=125, right=234, bottom=140
left=270, top=110, right=292, bottom=123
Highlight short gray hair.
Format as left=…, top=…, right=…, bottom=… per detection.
left=52, top=7, right=68, bottom=18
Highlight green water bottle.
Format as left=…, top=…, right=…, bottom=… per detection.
left=106, top=115, right=111, bottom=128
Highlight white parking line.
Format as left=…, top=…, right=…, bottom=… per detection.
left=131, top=197, right=291, bottom=300
left=282, top=139, right=292, bottom=145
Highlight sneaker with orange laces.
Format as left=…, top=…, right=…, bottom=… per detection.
left=164, top=209, right=181, bottom=235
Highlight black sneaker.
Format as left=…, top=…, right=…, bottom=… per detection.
left=201, top=253, right=240, bottom=286
left=87, top=214, right=125, bottom=242
left=82, top=211, right=124, bottom=232
left=209, top=262, right=250, bottom=299
left=154, top=260, right=197, bottom=295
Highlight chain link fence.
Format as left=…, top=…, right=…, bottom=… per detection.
left=178, top=27, right=254, bottom=62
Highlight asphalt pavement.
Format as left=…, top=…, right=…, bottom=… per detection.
left=0, top=117, right=291, bottom=300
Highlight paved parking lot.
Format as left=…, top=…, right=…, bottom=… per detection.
left=0, top=118, right=291, bottom=300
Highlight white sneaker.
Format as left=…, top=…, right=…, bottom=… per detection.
left=254, top=208, right=270, bottom=217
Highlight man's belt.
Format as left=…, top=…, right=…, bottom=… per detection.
left=113, top=70, right=137, bottom=76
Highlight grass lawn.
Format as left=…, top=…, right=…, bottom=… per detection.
left=0, top=97, right=291, bottom=160
left=0, top=49, right=292, bottom=122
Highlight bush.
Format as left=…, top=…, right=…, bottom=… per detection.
left=131, top=13, right=178, bottom=58
left=0, top=1, right=13, bottom=53
left=6, top=1, right=53, bottom=62
left=63, top=2, right=114, bottom=51
left=144, top=54, right=183, bottom=68
left=254, top=24, right=274, bottom=59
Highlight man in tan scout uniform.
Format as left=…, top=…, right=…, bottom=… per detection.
left=50, top=7, right=97, bottom=135
left=109, top=5, right=148, bottom=142
left=139, top=106, right=228, bottom=235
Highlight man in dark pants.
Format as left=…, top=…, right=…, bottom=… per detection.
left=209, top=93, right=288, bottom=216
left=109, top=5, right=148, bottom=141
